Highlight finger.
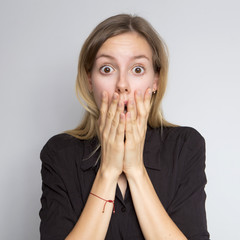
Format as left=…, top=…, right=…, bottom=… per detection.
left=127, top=99, right=138, bottom=140
left=144, top=88, right=152, bottom=113
left=99, top=91, right=108, bottom=133
left=109, top=99, right=124, bottom=141
left=115, top=112, right=125, bottom=143
left=135, top=90, right=147, bottom=128
left=125, top=112, right=134, bottom=143
left=103, top=92, right=119, bottom=136
left=127, top=98, right=136, bottom=121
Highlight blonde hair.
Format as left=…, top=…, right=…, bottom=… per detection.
left=65, top=14, right=175, bottom=140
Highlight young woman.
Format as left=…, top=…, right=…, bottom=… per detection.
left=39, top=14, right=210, bottom=240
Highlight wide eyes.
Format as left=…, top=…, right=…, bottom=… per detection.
left=100, top=65, right=114, bottom=74
left=99, top=65, right=145, bottom=75
left=132, top=66, right=144, bottom=75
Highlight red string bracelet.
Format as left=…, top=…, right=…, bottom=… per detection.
left=90, top=192, right=115, bottom=214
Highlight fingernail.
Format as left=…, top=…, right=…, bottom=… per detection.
left=118, top=101, right=123, bottom=107
left=127, top=112, right=131, bottom=118
left=130, top=99, right=134, bottom=105
left=148, top=89, right=152, bottom=95
left=113, top=93, right=118, bottom=100
left=102, top=91, right=106, bottom=98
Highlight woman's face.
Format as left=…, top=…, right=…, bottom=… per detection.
left=88, top=32, right=158, bottom=109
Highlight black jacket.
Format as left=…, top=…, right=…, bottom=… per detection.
left=39, top=126, right=210, bottom=240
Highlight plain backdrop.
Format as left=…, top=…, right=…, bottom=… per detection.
left=0, top=0, right=239, bottom=239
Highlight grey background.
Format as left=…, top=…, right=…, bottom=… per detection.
left=1, top=0, right=239, bottom=239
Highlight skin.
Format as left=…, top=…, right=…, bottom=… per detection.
left=88, top=32, right=158, bottom=111
left=66, top=32, right=187, bottom=240
left=88, top=32, right=158, bottom=178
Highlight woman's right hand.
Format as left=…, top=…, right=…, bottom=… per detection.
left=98, top=91, right=125, bottom=180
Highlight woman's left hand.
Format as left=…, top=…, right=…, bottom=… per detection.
left=123, top=88, right=152, bottom=178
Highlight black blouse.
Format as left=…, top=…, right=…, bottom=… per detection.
left=39, top=126, right=210, bottom=240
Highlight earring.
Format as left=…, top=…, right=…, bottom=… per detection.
left=153, top=90, right=157, bottom=94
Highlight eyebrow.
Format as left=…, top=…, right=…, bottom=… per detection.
left=95, top=54, right=150, bottom=61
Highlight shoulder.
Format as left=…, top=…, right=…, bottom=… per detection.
left=163, top=127, right=206, bottom=168
left=146, top=126, right=205, bottom=151
left=40, top=133, right=85, bottom=167
left=160, top=127, right=207, bottom=175
left=41, top=133, right=82, bottom=155
left=162, top=126, right=205, bottom=147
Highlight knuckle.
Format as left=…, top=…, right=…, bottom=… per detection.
left=132, top=118, right=137, bottom=125
left=139, top=109, right=146, bottom=117
left=107, top=111, right=114, bottom=119
left=103, top=132, right=109, bottom=140
left=112, top=119, right=118, bottom=127
left=100, top=108, right=107, bottom=116
left=108, top=138, right=114, bottom=145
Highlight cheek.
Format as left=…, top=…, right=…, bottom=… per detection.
left=130, top=76, right=155, bottom=94
left=92, top=79, right=116, bottom=108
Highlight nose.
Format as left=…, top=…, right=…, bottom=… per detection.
left=116, top=73, right=130, bottom=94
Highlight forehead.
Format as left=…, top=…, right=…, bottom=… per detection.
left=96, top=32, right=153, bottom=59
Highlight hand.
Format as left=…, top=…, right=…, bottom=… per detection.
left=98, top=91, right=125, bottom=180
left=123, top=88, right=152, bottom=177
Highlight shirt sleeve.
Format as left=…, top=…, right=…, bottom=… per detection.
left=168, top=129, right=210, bottom=240
left=39, top=138, right=82, bottom=240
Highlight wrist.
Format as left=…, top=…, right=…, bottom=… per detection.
left=91, top=170, right=119, bottom=199
left=98, top=167, right=120, bottom=183
left=124, top=165, right=146, bottom=181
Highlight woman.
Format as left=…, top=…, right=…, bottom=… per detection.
left=39, top=14, right=210, bottom=240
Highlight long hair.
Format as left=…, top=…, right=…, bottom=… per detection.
left=65, top=14, right=175, bottom=140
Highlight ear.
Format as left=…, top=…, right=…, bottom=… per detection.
left=153, top=72, right=159, bottom=92
left=87, top=73, right=93, bottom=92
